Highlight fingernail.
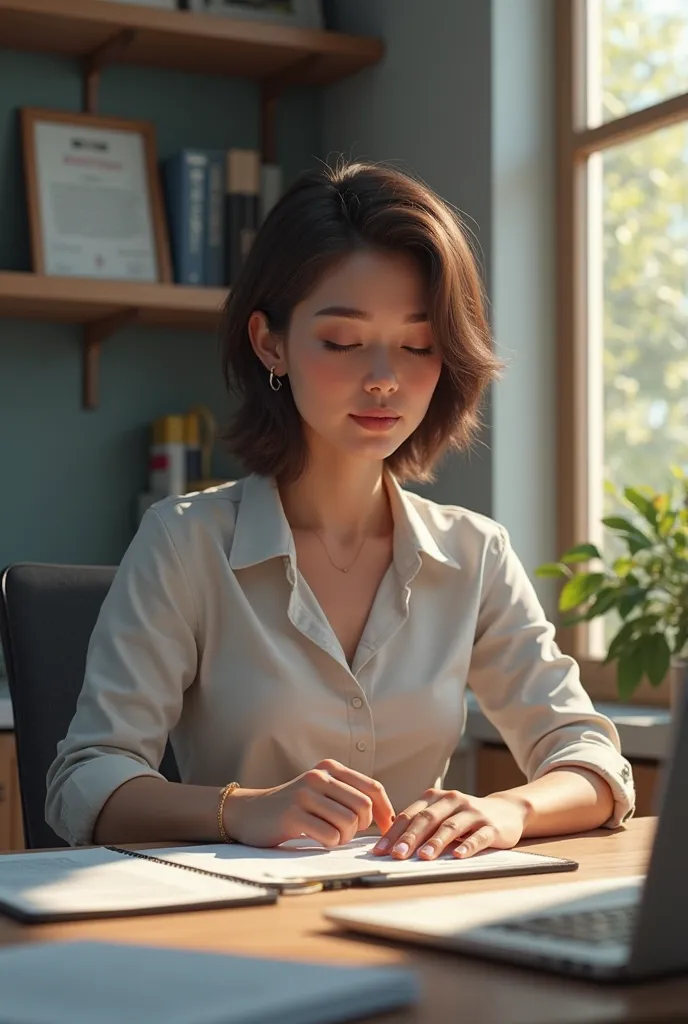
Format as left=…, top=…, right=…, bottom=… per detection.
left=419, top=844, right=435, bottom=858
left=374, top=838, right=389, bottom=853
left=392, top=841, right=409, bottom=857
left=456, top=844, right=468, bottom=856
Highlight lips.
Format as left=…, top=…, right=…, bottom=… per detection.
left=349, top=413, right=400, bottom=432
left=351, top=410, right=400, bottom=419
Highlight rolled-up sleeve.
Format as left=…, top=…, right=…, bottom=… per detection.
left=45, top=508, right=198, bottom=846
left=466, top=525, right=635, bottom=828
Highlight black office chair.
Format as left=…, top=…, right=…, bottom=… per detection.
left=0, top=563, right=180, bottom=849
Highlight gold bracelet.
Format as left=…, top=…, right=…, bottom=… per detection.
left=218, top=781, right=240, bottom=843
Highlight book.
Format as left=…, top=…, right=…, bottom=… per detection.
left=260, top=161, right=283, bottom=223
left=0, top=845, right=276, bottom=923
left=0, top=941, right=419, bottom=1024
left=204, top=149, right=225, bottom=286
left=224, top=148, right=260, bottom=286
left=162, top=149, right=208, bottom=286
left=134, top=836, right=579, bottom=893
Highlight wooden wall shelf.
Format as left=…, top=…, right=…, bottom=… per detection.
left=0, top=0, right=383, bottom=86
left=0, top=272, right=226, bottom=408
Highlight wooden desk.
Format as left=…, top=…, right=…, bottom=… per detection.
left=1, top=818, right=688, bottom=1022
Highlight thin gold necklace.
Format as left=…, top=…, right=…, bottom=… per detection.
left=313, top=529, right=368, bottom=573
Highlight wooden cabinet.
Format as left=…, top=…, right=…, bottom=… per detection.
left=474, top=743, right=660, bottom=818
left=0, top=733, right=24, bottom=852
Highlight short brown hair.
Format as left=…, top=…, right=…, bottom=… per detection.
left=220, top=158, right=503, bottom=484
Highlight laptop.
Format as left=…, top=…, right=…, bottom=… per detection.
left=326, top=686, right=686, bottom=982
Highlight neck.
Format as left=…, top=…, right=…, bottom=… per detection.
left=278, top=458, right=392, bottom=545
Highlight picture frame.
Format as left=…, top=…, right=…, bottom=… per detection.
left=21, top=108, right=172, bottom=283
left=184, top=0, right=324, bottom=30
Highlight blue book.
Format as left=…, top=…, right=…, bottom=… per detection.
left=204, top=149, right=225, bottom=287
left=162, top=150, right=208, bottom=286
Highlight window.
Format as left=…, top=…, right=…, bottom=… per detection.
left=555, top=0, right=688, bottom=703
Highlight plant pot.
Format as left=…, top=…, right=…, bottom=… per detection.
left=669, top=660, right=688, bottom=718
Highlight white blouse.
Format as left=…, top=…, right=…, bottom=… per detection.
left=46, top=471, right=635, bottom=846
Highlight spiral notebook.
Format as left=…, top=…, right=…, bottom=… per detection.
left=0, top=845, right=277, bottom=924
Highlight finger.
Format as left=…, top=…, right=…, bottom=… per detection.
left=300, top=790, right=361, bottom=846
left=454, top=824, right=498, bottom=859
left=417, top=811, right=483, bottom=859
left=315, top=760, right=395, bottom=833
left=387, top=792, right=469, bottom=859
left=289, top=809, right=341, bottom=849
left=305, top=770, right=374, bottom=832
left=371, top=799, right=430, bottom=855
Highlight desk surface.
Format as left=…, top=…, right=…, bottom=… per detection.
left=2, top=818, right=687, bottom=1023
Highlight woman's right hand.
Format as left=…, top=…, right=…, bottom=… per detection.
left=222, top=759, right=396, bottom=848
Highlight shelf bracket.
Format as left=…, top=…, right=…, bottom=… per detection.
left=260, top=54, right=321, bottom=162
left=82, top=308, right=138, bottom=410
left=82, top=29, right=137, bottom=114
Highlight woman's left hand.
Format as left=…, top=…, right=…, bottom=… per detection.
left=371, top=787, right=529, bottom=860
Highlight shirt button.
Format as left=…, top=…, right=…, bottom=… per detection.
left=351, top=697, right=363, bottom=709
left=356, top=740, right=367, bottom=752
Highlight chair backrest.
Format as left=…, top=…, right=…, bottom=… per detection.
left=0, top=563, right=179, bottom=849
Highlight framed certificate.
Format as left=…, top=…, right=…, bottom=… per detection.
left=21, top=108, right=172, bottom=282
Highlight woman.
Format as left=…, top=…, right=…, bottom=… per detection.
left=46, top=160, right=634, bottom=858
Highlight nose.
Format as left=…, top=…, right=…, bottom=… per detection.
left=363, top=350, right=398, bottom=395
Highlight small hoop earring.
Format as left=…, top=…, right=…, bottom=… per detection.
left=268, top=366, right=282, bottom=391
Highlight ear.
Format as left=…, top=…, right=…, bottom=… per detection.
left=248, top=311, right=285, bottom=374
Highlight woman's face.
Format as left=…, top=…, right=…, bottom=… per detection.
left=251, top=249, right=443, bottom=465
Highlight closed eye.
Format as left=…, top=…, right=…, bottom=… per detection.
left=322, top=341, right=434, bottom=357
left=322, top=340, right=360, bottom=353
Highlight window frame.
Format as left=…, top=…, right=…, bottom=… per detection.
left=554, top=0, right=688, bottom=706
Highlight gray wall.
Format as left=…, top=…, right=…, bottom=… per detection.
left=0, top=53, right=320, bottom=566
left=322, top=0, right=494, bottom=513
left=491, top=0, right=557, bottom=614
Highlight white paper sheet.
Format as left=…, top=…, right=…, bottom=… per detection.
left=143, top=836, right=568, bottom=885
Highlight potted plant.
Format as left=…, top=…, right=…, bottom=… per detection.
left=535, top=467, right=688, bottom=706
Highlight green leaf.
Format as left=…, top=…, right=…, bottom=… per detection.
left=605, top=617, right=645, bottom=664
left=612, top=556, right=634, bottom=576
left=601, top=517, right=653, bottom=549
left=534, top=563, right=571, bottom=579
left=617, top=586, right=647, bottom=619
left=617, top=648, right=644, bottom=701
left=658, top=511, right=676, bottom=538
left=583, top=586, right=621, bottom=620
left=627, top=536, right=652, bottom=556
left=560, top=543, right=602, bottom=564
left=618, top=647, right=647, bottom=704
left=559, top=573, right=607, bottom=612
left=642, top=633, right=671, bottom=687
left=669, top=464, right=686, bottom=481
left=622, top=485, right=659, bottom=520
left=624, top=487, right=659, bottom=530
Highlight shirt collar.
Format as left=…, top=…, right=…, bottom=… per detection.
left=229, top=471, right=461, bottom=574
left=384, top=472, right=461, bottom=575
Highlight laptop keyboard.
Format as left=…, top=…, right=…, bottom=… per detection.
left=497, top=904, right=636, bottom=946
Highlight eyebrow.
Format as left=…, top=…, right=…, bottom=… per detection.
left=313, top=305, right=428, bottom=323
